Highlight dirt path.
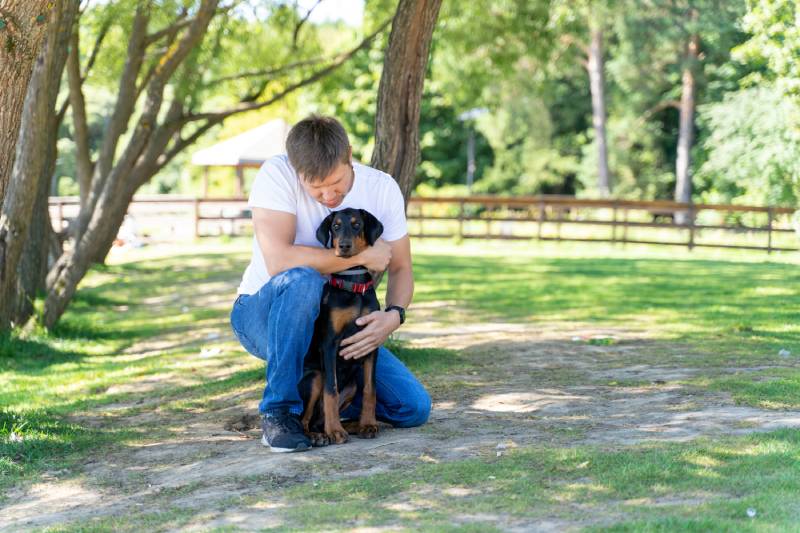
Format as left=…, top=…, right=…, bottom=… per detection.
left=4, top=317, right=800, bottom=531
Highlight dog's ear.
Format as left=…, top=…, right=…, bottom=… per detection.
left=316, top=212, right=336, bottom=248
left=359, top=209, right=384, bottom=245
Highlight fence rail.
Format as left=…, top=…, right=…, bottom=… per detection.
left=48, top=195, right=799, bottom=253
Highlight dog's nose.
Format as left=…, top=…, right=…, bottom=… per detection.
left=339, top=242, right=352, bottom=252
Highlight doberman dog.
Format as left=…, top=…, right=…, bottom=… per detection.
left=298, top=208, right=384, bottom=446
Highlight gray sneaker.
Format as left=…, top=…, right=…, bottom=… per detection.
left=261, top=410, right=311, bottom=453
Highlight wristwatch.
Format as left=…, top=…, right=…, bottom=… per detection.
left=385, top=305, right=406, bottom=325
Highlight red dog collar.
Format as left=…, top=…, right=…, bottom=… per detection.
left=328, top=276, right=374, bottom=294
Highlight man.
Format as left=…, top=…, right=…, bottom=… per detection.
left=230, top=115, right=431, bottom=452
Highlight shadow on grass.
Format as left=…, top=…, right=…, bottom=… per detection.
left=0, top=331, right=87, bottom=370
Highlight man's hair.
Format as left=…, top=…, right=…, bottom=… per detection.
left=286, top=115, right=351, bottom=182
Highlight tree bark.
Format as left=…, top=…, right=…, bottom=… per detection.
left=67, top=28, right=93, bottom=208
left=370, top=0, right=443, bottom=208
left=587, top=25, right=611, bottom=197
left=0, top=0, right=53, bottom=202
left=0, top=0, right=76, bottom=331
left=675, top=10, right=699, bottom=223
left=14, top=163, right=60, bottom=325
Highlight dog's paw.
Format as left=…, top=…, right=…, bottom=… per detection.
left=357, top=423, right=379, bottom=439
left=307, top=432, right=329, bottom=447
left=326, top=428, right=350, bottom=444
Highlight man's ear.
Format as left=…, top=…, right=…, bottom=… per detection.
left=316, top=212, right=336, bottom=248
left=359, top=209, right=384, bottom=245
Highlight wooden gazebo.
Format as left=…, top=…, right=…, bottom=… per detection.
left=190, top=118, right=290, bottom=197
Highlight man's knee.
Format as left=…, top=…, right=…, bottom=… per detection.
left=393, top=389, right=431, bottom=428
left=272, top=266, right=325, bottom=309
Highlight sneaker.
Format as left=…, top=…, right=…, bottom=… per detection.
left=260, top=410, right=311, bottom=453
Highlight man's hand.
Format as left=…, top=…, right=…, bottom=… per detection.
left=356, top=239, right=391, bottom=272
left=339, top=310, right=401, bottom=360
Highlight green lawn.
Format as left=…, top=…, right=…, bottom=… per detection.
left=1, top=237, right=799, bottom=531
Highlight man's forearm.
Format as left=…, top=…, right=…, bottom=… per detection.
left=266, top=245, right=361, bottom=276
left=385, top=266, right=414, bottom=310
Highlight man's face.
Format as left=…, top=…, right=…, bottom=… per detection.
left=299, top=160, right=354, bottom=209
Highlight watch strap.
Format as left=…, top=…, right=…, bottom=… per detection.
left=385, top=305, right=405, bottom=325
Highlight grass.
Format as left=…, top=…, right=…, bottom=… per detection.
left=259, top=428, right=800, bottom=531
left=1, top=237, right=800, bottom=531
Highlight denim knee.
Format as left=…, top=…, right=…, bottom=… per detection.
left=393, top=389, right=432, bottom=428
left=271, top=266, right=325, bottom=311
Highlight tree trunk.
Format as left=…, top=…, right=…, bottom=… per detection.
left=0, top=0, right=54, bottom=202
left=67, top=27, right=93, bottom=209
left=14, top=173, right=59, bottom=325
left=0, top=0, right=76, bottom=331
left=587, top=25, right=611, bottom=197
left=370, top=0, right=443, bottom=208
left=675, top=12, right=699, bottom=224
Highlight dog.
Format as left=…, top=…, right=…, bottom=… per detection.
left=298, top=208, right=384, bottom=446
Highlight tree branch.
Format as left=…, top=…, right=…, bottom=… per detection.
left=292, top=0, right=323, bottom=50
left=76, top=2, right=150, bottom=241
left=204, top=55, right=331, bottom=86
left=67, top=28, right=93, bottom=206
left=145, top=15, right=190, bottom=45
left=187, top=17, right=391, bottom=123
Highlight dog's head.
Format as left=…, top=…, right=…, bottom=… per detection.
left=315, top=208, right=383, bottom=257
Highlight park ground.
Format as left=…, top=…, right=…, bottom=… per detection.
left=1, top=237, right=800, bottom=532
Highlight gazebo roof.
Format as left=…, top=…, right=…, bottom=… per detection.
left=191, top=118, right=290, bottom=167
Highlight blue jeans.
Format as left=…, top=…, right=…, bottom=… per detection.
left=229, top=266, right=431, bottom=428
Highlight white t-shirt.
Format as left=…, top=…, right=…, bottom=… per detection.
left=237, top=154, right=408, bottom=295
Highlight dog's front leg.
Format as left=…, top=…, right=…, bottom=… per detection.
left=357, top=349, right=379, bottom=438
left=322, top=339, right=349, bottom=444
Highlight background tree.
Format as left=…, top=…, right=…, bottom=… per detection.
left=0, top=0, right=80, bottom=330
left=0, top=0, right=54, bottom=200
left=371, top=0, right=443, bottom=205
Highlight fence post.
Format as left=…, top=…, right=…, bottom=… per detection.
left=767, top=207, right=774, bottom=254
left=537, top=200, right=545, bottom=240
left=622, top=207, right=629, bottom=245
left=612, top=202, right=618, bottom=243
left=56, top=199, right=63, bottom=232
left=458, top=200, right=465, bottom=240
left=194, top=198, right=200, bottom=238
left=687, top=202, right=695, bottom=251
left=556, top=207, right=563, bottom=242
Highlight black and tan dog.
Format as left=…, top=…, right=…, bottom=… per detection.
left=298, top=208, right=384, bottom=446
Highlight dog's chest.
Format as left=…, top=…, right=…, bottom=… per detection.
left=322, top=287, right=378, bottom=335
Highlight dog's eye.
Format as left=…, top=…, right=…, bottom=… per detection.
left=352, top=222, right=361, bottom=229
left=332, top=224, right=341, bottom=230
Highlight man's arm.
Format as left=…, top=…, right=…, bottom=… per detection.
left=253, top=208, right=391, bottom=275
left=340, top=235, right=414, bottom=360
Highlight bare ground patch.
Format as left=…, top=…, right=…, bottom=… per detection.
left=4, top=317, right=800, bottom=531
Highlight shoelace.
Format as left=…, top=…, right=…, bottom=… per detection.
left=268, top=412, right=304, bottom=433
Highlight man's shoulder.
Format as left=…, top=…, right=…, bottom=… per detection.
left=259, top=154, right=294, bottom=175
left=354, top=163, right=399, bottom=191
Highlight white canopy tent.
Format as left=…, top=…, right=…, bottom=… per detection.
left=190, top=118, right=290, bottom=197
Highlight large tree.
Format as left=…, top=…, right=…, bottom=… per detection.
left=0, top=0, right=78, bottom=329
left=0, top=0, right=54, bottom=201
left=371, top=0, right=443, bottom=206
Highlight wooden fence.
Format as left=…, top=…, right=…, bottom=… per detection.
left=406, top=196, right=798, bottom=253
left=49, top=195, right=799, bottom=253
